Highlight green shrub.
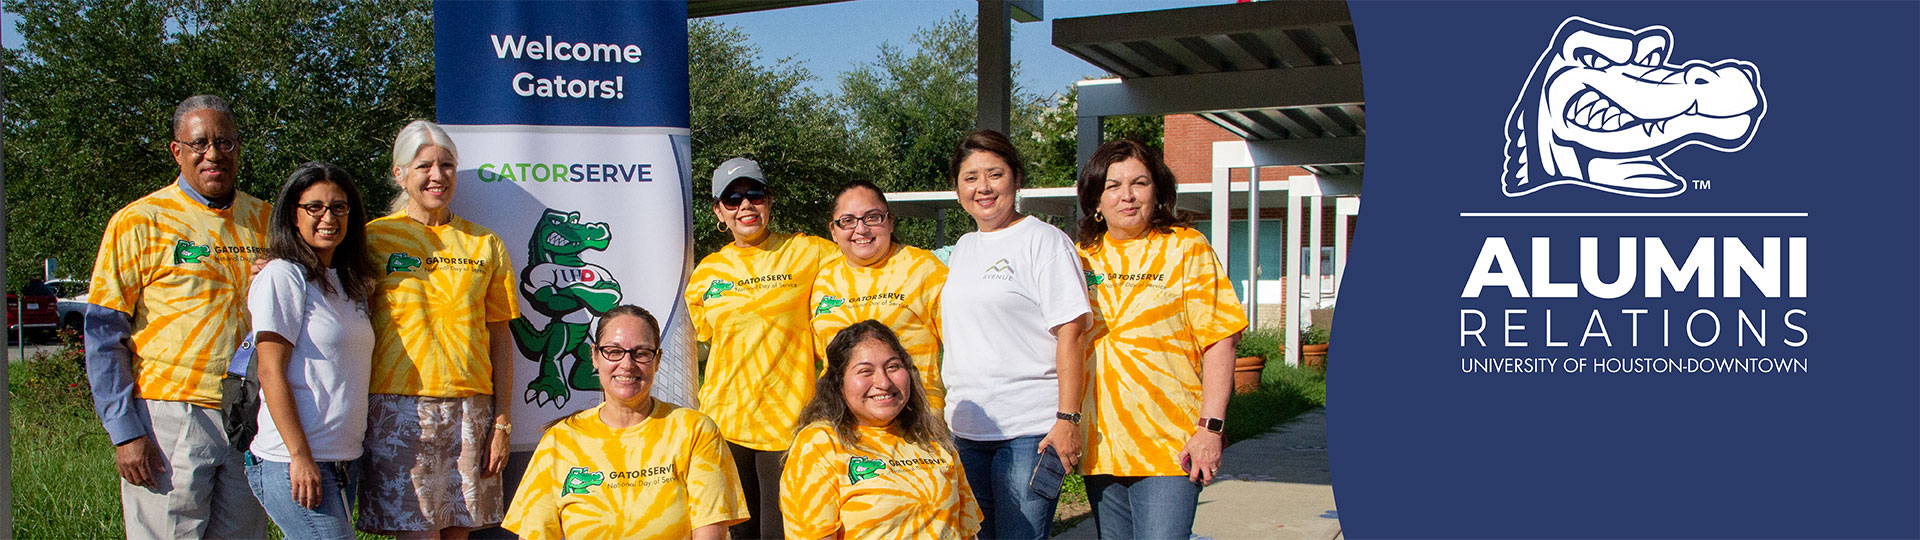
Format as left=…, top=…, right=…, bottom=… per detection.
left=1235, top=327, right=1284, bottom=360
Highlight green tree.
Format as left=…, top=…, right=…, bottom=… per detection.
left=836, top=11, right=1048, bottom=248
left=688, top=19, right=864, bottom=257
left=1029, top=82, right=1164, bottom=189
left=3, top=0, right=434, bottom=287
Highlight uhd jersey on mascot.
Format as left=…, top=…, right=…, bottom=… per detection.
left=433, top=0, right=697, bottom=448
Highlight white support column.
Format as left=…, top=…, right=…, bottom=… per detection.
left=1308, top=194, right=1325, bottom=310
left=1246, top=168, right=1260, bottom=328
left=1335, top=197, right=1360, bottom=295
left=1211, top=169, right=1232, bottom=273
left=1283, top=185, right=1303, bottom=367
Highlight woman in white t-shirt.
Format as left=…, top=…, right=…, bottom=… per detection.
left=939, top=129, right=1091, bottom=539
left=245, top=161, right=378, bottom=539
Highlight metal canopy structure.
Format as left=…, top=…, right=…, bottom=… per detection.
left=1054, top=0, right=1364, bottom=178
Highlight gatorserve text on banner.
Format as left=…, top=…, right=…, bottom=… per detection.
left=1336, top=2, right=1918, bottom=538
left=434, top=0, right=695, bottom=450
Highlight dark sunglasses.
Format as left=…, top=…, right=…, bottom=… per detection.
left=719, top=188, right=769, bottom=210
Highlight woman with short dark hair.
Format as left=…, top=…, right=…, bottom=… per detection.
left=939, top=129, right=1090, bottom=539
left=505, top=305, right=748, bottom=540
left=1073, top=139, right=1247, bottom=539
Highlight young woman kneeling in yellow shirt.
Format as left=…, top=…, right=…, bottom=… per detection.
left=505, top=306, right=749, bottom=540
left=780, top=321, right=982, bottom=540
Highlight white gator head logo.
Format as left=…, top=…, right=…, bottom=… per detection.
left=1503, top=17, right=1766, bottom=198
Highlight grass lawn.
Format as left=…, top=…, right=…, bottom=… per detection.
left=8, top=339, right=124, bottom=538
left=6, top=338, right=387, bottom=539
left=1050, top=353, right=1329, bottom=534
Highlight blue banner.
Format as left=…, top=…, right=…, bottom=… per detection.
left=434, top=0, right=689, bottom=127
left=1337, top=2, right=1918, bottom=537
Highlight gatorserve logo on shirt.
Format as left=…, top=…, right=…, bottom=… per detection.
left=384, top=250, right=490, bottom=275
left=170, top=238, right=263, bottom=265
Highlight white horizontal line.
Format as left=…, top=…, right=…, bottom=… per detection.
left=1459, top=212, right=1808, bottom=218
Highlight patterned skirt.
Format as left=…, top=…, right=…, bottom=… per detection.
left=357, top=394, right=503, bottom=534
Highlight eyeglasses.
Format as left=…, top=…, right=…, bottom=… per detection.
left=296, top=202, right=352, bottom=217
left=174, top=138, right=239, bottom=155
left=596, top=345, right=660, bottom=363
left=719, top=188, right=769, bottom=210
left=831, top=211, right=892, bottom=230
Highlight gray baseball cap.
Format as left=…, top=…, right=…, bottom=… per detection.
left=710, top=157, right=768, bottom=198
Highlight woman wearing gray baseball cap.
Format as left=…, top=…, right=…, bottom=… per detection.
left=682, top=157, right=839, bottom=538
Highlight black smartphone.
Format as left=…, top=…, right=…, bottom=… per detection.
left=1029, top=446, right=1066, bottom=500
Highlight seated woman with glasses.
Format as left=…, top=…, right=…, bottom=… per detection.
left=504, top=305, right=749, bottom=540
left=780, top=321, right=981, bottom=540
left=808, top=180, right=950, bottom=410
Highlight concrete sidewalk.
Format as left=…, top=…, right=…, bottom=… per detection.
left=1058, top=408, right=1340, bottom=540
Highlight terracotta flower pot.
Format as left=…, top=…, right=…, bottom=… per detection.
left=1233, top=355, right=1267, bottom=394
left=1301, top=343, right=1329, bottom=374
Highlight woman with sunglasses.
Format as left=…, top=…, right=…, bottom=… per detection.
left=684, top=157, right=839, bottom=539
left=939, top=129, right=1090, bottom=539
left=505, top=305, right=748, bottom=540
left=244, top=162, right=377, bottom=539
left=808, top=180, right=949, bottom=411
left=359, top=120, right=521, bottom=539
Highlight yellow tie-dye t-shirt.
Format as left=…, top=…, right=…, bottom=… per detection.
left=780, top=423, right=981, bottom=540
left=1079, top=227, right=1248, bottom=477
left=504, top=401, right=749, bottom=540
left=684, top=231, right=838, bottom=451
left=88, top=183, right=270, bottom=407
left=810, top=244, right=948, bottom=411
left=365, top=212, right=520, bottom=397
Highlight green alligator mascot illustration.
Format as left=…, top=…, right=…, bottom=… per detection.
left=813, top=296, right=844, bottom=316
left=562, top=466, right=604, bottom=496
left=702, top=280, right=733, bottom=299
left=173, top=239, right=211, bottom=264
left=847, top=456, right=887, bottom=485
left=510, top=209, right=622, bottom=408
left=386, top=252, right=422, bottom=274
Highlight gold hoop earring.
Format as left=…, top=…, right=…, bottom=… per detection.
left=717, top=221, right=727, bottom=232
left=1093, top=213, right=1104, bottom=223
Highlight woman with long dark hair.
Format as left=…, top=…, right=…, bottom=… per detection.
left=244, top=161, right=377, bottom=539
left=780, top=321, right=980, bottom=539
left=1073, top=139, right=1246, bottom=539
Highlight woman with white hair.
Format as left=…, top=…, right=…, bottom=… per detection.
left=358, top=120, right=521, bottom=539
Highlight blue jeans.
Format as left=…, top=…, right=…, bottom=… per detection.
left=244, top=453, right=355, bottom=540
left=1085, top=475, right=1202, bottom=540
left=955, top=435, right=1057, bottom=540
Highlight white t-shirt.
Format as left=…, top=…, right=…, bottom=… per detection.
left=940, top=216, right=1091, bottom=440
left=247, top=260, right=375, bottom=463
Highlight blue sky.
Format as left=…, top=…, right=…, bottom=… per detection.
left=3, top=1, right=1226, bottom=98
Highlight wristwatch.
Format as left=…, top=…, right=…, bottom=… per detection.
left=1197, top=417, right=1225, bottom=434
left=1056, top=411, right=1082, bottom=425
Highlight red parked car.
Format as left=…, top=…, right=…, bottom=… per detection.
left=7, top=280, right=60, bottom=343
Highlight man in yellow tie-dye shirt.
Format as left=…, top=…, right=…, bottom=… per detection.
left=86, top=94, right=270, bottom=539
left=811, top=181, right=949, bottom=410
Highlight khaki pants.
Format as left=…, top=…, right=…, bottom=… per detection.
left=120, top=399, right=268, bottom=539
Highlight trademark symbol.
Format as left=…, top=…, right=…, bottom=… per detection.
left=1692, top=179, right=1713, bottom=190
